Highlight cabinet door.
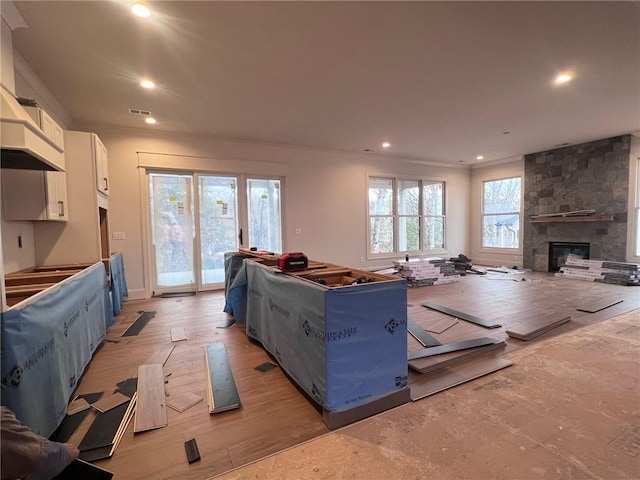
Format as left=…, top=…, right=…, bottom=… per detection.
left=39, top=109, right=65, bottom=152
left=45, top=171, right=68, bottom=221
left=93, top=134, right=109, bottom=196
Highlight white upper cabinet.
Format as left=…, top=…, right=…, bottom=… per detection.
left=2, top=169, right=68, bottom=221
left=24, top=106, right=65, bottom=153
left=93, top=134, right=109, bottom=196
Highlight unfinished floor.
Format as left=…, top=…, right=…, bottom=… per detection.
left=69, top=271, right=640, bottom=479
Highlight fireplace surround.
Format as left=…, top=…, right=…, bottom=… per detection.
left=523, top=135, right=630, bottom=271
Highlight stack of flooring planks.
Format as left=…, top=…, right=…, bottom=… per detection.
left=204, top=342, right=241, bottom=414
left=557, top=255, right=640, bottom=286
left=393, top=257, right=460, bottom=287
left=408, top=337, right=506, bottom=374
left=406, top=317, right=512, bottom=400
left=505, top=313, right=572, bottom=341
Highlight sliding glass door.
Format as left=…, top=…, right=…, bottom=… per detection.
left=149, top=173, right=196, bottom=291
left=149, top=172, right=283, bottom=294
left=199, top=175, right=239, bottom=287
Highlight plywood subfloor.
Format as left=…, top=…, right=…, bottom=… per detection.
left=68, top=271, right=639, bottom=479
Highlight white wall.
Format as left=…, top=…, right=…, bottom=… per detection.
left=79, top=123, right=471, bottom=299
left=469, top=157, right=525, bottom=268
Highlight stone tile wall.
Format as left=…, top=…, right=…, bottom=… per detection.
left=523, top=135, right=630, bottom=271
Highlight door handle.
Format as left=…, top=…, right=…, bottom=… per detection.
left=238, top=228, right=243, bottom=246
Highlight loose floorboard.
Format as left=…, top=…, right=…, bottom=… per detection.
left=65, top=271, right=639, bottom=479
left=134, top=364, right=167, bottom=432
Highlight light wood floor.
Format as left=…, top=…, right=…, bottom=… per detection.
left=68, top=270, right=640, bottom=479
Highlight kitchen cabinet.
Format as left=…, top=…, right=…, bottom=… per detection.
left=33, top=131, right=110, bottom=266
left=2, top=169, right=68, bottom=221
left=93, top=134, right=109, bottom=196
left=24, top=106, right=65, bottom=156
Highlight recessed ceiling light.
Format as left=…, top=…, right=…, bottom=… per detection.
left=145, top=117, right=157, bottom=124
left=554, top=73, right=572, bottom=84
left=140, top=79, right=155, bottom=89
left=131, top=3, right=151, bottom=18
left=382, top=142, right=391, bottom=148
left=476, top=155, right=484, bottom=160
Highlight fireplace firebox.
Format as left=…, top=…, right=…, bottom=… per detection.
left=548, top=242, right=590, bottom=272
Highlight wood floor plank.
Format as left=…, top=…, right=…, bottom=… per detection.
left=407, top=317, right=442, bottom=347
left=171, top=327, right=187, bottom=342
left=205, top=342, right=241, bottom=413
left=408, top=337, right=501, bottom=361
left=409, top=355, right=514, bottom=400
left=144, top=344, right=176, bottom=366
left=422, top=301, right=502, bottom=328
left=167, top=392, right=203, bottom=413
left=576, top=298, right=624, bottom=313
left=134, top=364, right=168, bottom=432
left=424, top=316, right=459, bottom=334
left=92, top=392, right=130, bottom=413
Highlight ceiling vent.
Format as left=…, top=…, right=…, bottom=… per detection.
left=128, top=108, right=152, bottom=116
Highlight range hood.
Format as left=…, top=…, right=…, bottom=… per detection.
left=1, top=85, right=64, bottom=171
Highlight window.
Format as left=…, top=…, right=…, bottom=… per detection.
left=482, top=176, right=521, bottom=249
left=368, top=176, right=445, bottom=256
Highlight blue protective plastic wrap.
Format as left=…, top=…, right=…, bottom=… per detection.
left=244, top=261, right=407, bottom=413
left=1, top=262, right=113, bottom=436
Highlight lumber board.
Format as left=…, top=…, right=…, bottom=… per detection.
left=134, top=364, right=168, bottom=432
left=576, top=298, right=623, bottom=313
left=422, top=302, right=501, bottom=328
left=205, top=342, right=241, bottom=414
left=407, top=317, right=442, bottom=347
left=408, top=337, right=501, bottom=361
left=408, top=341, right=506, bottom=374
left=410, top=355, right=513, bottom=401
left=110, top=393, right=136, bottom=456
left=170, top=327, right=187, bottom=342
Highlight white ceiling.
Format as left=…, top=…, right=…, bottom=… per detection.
left=8, top=1, right=640, bottom=165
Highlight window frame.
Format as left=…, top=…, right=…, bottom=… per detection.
left=367, top=175, right=446, bottom=259
left=480, top=175, right=522, bottom=250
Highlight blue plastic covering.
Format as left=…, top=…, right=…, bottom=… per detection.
left=244, top=261, right=407, bottom=413
left=223, top=252, right=251, bottom=324
left=1, top=262, right=113, bottom=436
left=109, top=252, right=129, bottom=315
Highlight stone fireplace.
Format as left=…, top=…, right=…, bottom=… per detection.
left=523, top=135, right=630, bottom=271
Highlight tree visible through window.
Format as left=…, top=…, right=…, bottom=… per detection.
left=368, top=176, right=445, bottom=256
left=482, top=177, right=521, bottom=248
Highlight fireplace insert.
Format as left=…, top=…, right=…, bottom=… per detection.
left=548, top=242, right=590, bottom=272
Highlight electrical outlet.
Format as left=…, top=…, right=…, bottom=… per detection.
left=112, top=232, right=126, bottom=240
